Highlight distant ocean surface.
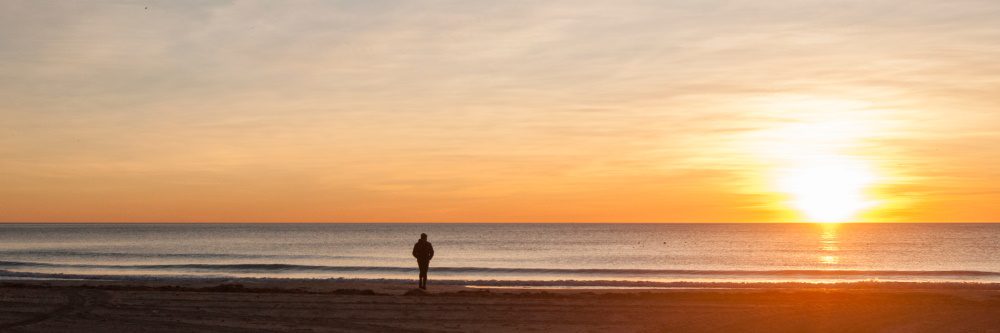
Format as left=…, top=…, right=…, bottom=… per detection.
left=1, top=223, right=998, bottom=285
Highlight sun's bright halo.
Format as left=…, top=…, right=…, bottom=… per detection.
left=778, top=158, right=877, bottom=223
left=740, top=94, right=894, bottom=223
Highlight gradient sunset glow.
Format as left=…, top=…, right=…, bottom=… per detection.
left=2, top=1, right=999, bottom=222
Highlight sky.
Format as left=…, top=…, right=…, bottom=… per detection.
left=2, top=0, right=999, bottom=222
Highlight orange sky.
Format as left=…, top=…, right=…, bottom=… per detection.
left=2, top=1, right=999, bottom=222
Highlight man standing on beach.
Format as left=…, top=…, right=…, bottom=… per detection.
left=412, top=233, right=434, bottom=289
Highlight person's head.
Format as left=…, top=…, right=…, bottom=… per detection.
left=420, top=233, right=428, bottom=240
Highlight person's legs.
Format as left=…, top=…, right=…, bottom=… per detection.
left=418, top=260, right=429, bottom=289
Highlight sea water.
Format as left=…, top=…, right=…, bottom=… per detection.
left=0, top=223, right=998, bottom=285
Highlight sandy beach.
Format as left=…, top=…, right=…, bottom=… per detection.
left=1, top=280, right=998, bottom=332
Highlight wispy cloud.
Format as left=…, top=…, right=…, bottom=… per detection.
left=2, top=0, right=999, bottom=221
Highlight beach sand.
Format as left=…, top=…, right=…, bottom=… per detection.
left=1, top=280, right=999, bottom=332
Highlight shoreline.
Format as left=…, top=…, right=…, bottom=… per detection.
left=5, top=276, right=1000, bottom=294
left=5, top=272, right=1000, bottom=290
left=5, top=267, right=1000, bottom=287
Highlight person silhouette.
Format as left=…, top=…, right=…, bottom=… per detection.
left=412, top=233, right=434, bottom=289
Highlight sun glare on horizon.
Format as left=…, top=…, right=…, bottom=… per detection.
left=747, top=95, right=887, bottom=223
left=778, top=158, right=878, bottom=223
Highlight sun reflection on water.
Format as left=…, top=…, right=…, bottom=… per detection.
left=819, top=255, right=839, bottom=265
left=818, top=223, right=840, bottom=265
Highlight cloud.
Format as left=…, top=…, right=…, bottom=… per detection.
left=2, top=0, right=999, bottom=221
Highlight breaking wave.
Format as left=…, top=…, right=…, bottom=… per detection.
left=1, top=261, right=998, bottom=277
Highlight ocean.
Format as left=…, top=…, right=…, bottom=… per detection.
left=1, top=223, right=998, bottom=285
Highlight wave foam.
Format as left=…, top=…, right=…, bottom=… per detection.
left=1, top=261, right=998, bottom=277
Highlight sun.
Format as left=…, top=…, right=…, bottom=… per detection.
left=778, top=158, right=877, bottom=222
left=738, top=95, right=890, bottom=223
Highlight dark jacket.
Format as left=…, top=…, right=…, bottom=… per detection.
left=412, top=239, right=434, bottom=261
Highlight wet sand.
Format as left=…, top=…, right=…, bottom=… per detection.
left=2, top=280, right=999, bottom=332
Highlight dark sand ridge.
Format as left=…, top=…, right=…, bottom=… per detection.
left=1, top=280, right=999, bottom=332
